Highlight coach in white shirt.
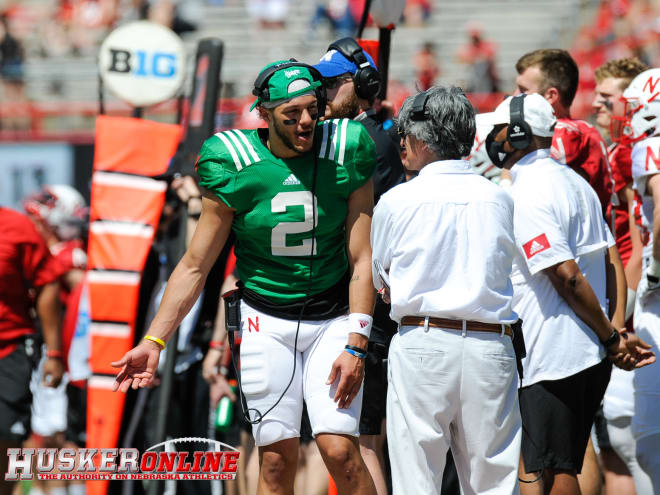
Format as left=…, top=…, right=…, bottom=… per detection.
left=484, top=93, right=655, bottom=495
left=371, top=86, right=522, bottom=495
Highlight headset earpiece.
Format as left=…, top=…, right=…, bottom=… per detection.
left=507, top=94, right=533, bottom=150
left=410, top=91, right=430, bottom=121
left=328, top=38, right=381, bottom=101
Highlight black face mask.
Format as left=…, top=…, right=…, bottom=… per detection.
left=485, top=126, right=513, bottom=168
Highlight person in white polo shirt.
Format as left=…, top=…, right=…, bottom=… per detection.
left=371, top=86, right=522, bottom=495
left=484, top=92, right=656, bottom=495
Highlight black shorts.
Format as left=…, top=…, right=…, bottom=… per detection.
left=0, top=338, right=39, bottom=442
left=359, top=340, right=388, bottom=435
left=519, top=359, right=611, bottom=474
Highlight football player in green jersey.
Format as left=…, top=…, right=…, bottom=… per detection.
left=111, top=60, right=378, bottom=494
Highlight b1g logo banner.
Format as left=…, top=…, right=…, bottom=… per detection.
left=4, top=437, right=239, bottom=481
left=98, top=21, right=186, bottom=107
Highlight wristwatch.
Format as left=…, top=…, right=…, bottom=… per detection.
left=602, top=329, right=620, bottom=353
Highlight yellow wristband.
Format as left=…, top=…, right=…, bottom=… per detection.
left=144, top=335, right=166, bottom=349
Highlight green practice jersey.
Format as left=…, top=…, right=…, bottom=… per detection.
left=196, top=118, right=376, bottom=303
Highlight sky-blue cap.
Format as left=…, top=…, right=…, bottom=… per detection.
left=314, top=48, right=378, bottom=78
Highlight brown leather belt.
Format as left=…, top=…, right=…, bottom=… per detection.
left=400, top=316, right=513, bottom=338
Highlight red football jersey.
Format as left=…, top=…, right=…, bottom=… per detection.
left=604, top=143, right=634, bottom=265
left=50, top=239, right=87, bottom=272
left=0, top=208, right=64, bottom=358
left=552, top=118, right=614, bottom=216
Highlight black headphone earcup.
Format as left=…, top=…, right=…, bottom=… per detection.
left=354, top=66, right=381, bottom=100
left=316, top=86, right=327, bottom=116
left=485, top=127, right=507, bottom=168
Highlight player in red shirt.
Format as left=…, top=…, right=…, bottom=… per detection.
left=593, top=58, right=648, bottom=312
left=514, top=49, right=614, bottom=217
left=0, top=207, right=64, bottom=495
left=22, top=185, right=88, bottom=495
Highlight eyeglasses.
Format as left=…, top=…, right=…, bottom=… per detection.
left=397, top=124, right=408, bottom=140
left=324, top=76, right=352, bottom=90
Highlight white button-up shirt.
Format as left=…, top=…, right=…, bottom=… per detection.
left=371, top=159, right=518, bottom=325
left=508, top=149, right=612, bottom=387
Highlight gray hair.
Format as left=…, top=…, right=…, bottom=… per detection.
left=398, top=86, right=476, bottom=160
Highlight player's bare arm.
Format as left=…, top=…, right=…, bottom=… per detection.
left=544, top=260, right=654, bottom=369
left=606, top=245, right=627, bottom=329
left=37, top=281, right=64, bottom=388
left=327, top=179, right=375, bottom=409
left=624, top=184, right=644, bottom=290
left=112, top=194, right=235, bottom=392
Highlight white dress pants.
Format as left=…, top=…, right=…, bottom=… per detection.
left=387, top=324, right=521, bottom=495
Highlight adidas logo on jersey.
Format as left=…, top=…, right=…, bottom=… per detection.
left=529, top=240, right=545, bottom=255
left=283, top=174, right=301, bottom=185
left=523, top=233, right=550, bottom=259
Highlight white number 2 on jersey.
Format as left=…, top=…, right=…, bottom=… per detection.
left=271, top=191, right=318, bottom=256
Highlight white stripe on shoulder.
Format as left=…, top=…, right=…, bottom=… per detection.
left=233, top=130, right=260, bottom=163
left=215, top=132, right=242, bottom=171
left=328, top=119, right=339, bottom=160
left=225, top=130, right=251, bottom=167
left=319, top=121, right=330, bottom=158
left=338, top=119, right=349, bottom=165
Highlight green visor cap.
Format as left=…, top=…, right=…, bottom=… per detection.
left=250, top=62, right=322, bottom=111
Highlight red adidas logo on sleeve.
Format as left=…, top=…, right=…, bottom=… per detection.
left=523, top=234, right=551, bottom=259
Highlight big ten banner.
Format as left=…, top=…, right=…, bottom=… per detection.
left=0, top=142, right=73, bottom=209
left=98, top=21, right=186, bottom=107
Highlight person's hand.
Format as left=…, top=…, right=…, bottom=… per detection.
left=111, top=340, right=162, bottom=392
left=171, top=175, right=201, bottom=204
left=326, top=350, right=365, bottom=409
left=608, top=331, right=655, bottom=370
left=202, top=348, right=222, bottom=384
left=42, top=357, right=65, bottom=388
left=209, top=374, right=237, bottom=409
left=377, top=287, right=390, bottom=304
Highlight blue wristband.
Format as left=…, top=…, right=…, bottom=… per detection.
left=344, top=348, right=367, bottom=359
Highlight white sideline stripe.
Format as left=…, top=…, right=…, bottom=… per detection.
left=328, top=119, right=339, bottom=160
left=90, top=322, right=131, bottom=338
left=338, top=118, right=349, bottom=165
left=319, top=121, right=329, bottom=158
left=215, top=132, right=242, bottom=170
left=92, top=172, right=167, bottom=191
left=89, top=376, right=117, bottom=390
left=233, top=130, right=260, bottom=163
left=87, top=271, right=140, bottom=285
left=91, top=221, right=154, bottom=238
left=226, top=130, right=251, bottom=167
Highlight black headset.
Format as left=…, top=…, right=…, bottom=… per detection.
left=485, top=94, right=533, bottom=168
left=327, top=38, right=381, bottom=100
left=410, top=90, right=430, bottom=121
left=252, top=59, right=327, bottom=116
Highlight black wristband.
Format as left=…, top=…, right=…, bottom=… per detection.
left=602, top=329, right=620, bottom=352
left=345, top=344, right=368, bottom=355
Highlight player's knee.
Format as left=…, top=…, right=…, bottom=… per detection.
left=318, top=435, right=362, bottom=480
left=260, top=448, right=297, bottom=489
